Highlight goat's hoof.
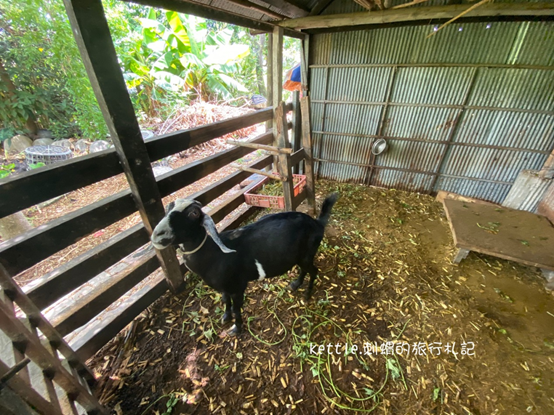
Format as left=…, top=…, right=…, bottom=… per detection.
left=304, top=290, right=313, bottom=301
left=222, top=312, right=232, bottom=324
left=288, top=281, right=301, bottom=292
left=228, top=324, right=242, bottom=336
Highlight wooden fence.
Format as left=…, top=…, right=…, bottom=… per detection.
left=0, top=101, right=310, bottom=413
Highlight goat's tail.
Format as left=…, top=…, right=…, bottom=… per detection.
left=318, top=193, right=340, bottom=227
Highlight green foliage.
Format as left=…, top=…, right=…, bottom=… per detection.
left=0, top=0, right=108, bottom=139
left=0, top=163, right=15, bottom=179
left=113, top=9, right=251, bottom=118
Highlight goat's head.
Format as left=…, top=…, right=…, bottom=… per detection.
left=151, top=199, right=235, bottom=254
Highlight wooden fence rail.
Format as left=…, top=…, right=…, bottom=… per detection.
left=0, top=119, right=291, bottom=277
left=0, top=263, right=106, bottom=414
left=0, top=106, right=286, bottom=219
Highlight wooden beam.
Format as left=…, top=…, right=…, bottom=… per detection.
left=226, top=139, right=293, bottom=154
left=290, top=147, right=305, bottom=167
left=64, top=0, right=183, bottom=292
left=0, top=265, right=95, bottom=387
left=236, top=166, right=282, bottom=181
left=256, top=0, right=309, bottom=18
left=291, top=91, right=302, bottom=173
left=0, top=150, right=120, bottom=220
left=24, top=225, right=149, bottom=311
left=0, top=191, right=136, bottom=277
left=0, top=108, right=273, bottom=220
left=272, top=27, right=284, bottom=114
left=190, top=155, right=273, bottom=206
left=145, top=108, right=273, bottom=161
left=276, top=102, right=295, bottom=211
left=0, top=289, right=106, bottom=412
left=123, top=0, right=305, bottom=38
left=157, top=132, right=274, bottom=197
left=70, top=273, right=168, bottom=361
left=51, top=252, right=159, bottom=337
left=300, top=97, right=316, bottom=215
left=309, top=0, right=335, bottom=16
left=279, top=2, right=554, bottom=30
left=223, top=0, right=288, bottom=19
left=0, top=360, right=63, bottom=415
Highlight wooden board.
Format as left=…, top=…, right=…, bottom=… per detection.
left=443, top=198, right=554, bottom=271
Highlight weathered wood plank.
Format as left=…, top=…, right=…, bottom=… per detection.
left=0, top=359, right=64, bottom=415
left=290, top=148, right=305, bottom=168
left=218, top=0, right=288, bottom=19
left=157, top=132, right=273, bottom=197
left=51, top=251, right=159, bottom=337
left=443, top=198, right=554, bottom=270
left=23, top=225, right=149, bottom=311
left=123, top=0, right=305, bottom=38
left=70, top=272, right=168, bottom=361
left=0, top=132, right=280, bottom=278
left=279, top=2, right=554, bottom=30
left=0, top=191, right=136, bottom=277
left=276, top=102, right=294, bottom=211
left=291, top=92, right=302, bottom=173
left=0, top=291, right=106, bottom=413
left=300, top=97, right=316, bottom=215
left=256, top=0, right=309, bottom=18
left=272, top=27, right=284, bottom=114
left=0, top=264, right=95, bottom=386
left=146, top=108, right=272, bottom=161
left=190, top=156, right=273, bottom=206
left=64, top=0, right=183, bottom=292
left=0, top=107, right=287, bottom=220
left=0, top=150, right=121, bottom=220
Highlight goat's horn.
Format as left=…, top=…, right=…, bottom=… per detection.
left=202, top=214, right=236, bottom=254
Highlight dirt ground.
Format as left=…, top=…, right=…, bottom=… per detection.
left=87, top=180, right=554, bottom=415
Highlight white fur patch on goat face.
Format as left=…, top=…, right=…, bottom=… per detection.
left=151, top=216, right=175, bottom=249
left=255, top=259, right=266, bottom=281
left=172, top=199, right=195, bottom=212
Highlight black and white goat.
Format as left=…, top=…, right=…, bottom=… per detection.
left=151, top=193, right=339, bottom=334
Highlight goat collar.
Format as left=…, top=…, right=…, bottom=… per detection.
left=181, top=232, right=208, bottom=255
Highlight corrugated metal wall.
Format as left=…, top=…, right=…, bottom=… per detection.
left=309, top=19, right=554, bottom=203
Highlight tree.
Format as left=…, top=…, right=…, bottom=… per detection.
left=0, top=0, right=108, bottom=140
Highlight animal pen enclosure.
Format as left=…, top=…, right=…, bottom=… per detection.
left=1, top=0, right=554, bottom=414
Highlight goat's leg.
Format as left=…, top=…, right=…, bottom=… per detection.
left=222, top=292, right=233, bottom=323
left=289, top=268, right=307, bottom=291
left=229, top=293, right=244, bottom=335
left=305, top=264, right=319, bottom=300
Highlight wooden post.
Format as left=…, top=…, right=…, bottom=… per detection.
left=271, top=27, right=284, bottom=173
left=301, top=35, right=310, bottom=92
left=266, top=32, right=273, bottom=132
left=276, top=103, right=294, bottom=211
left=539, top=147, right=554, bottom=179
left=300, top=97, right=316, bottom=215
left=272, top=27, right=284, bottom=113
left=291, top=91, right=302, bottom=174
left=63, top=0, right=184, bottom=292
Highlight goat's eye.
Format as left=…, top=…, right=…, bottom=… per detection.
left=188, top=209, right=200, bottom=219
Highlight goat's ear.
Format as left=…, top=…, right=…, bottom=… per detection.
left=165, top=201, right=176, bottom=214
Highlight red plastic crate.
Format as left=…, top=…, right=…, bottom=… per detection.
left=244, top=174, right=306, bottom=209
